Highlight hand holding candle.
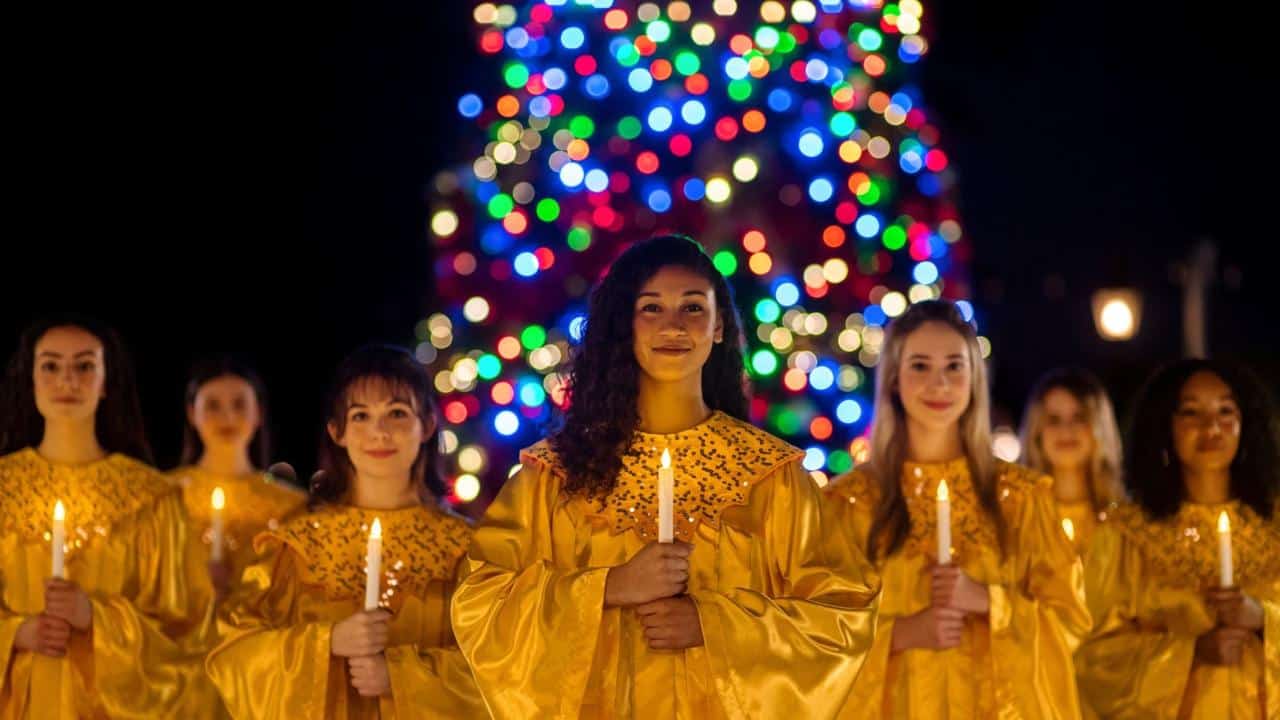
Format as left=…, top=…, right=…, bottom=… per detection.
left=1217, top=510, right=1233, bottom=588
left=936, top=479, right=951, bottom=565
left=658, top=449, right=674, bottom=543
left=365, top=518, right=383, bottom=610
left=210, top=487, right=226, bottom=563
left=51, top=500, right=66, bottom=579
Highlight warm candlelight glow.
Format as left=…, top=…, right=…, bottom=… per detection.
left=936, top=479, right=949, bottom=502
left=1217, top=510, right=1230, bottom=533
left=211, top=487, right=226, bottom=511
left=370, top=517, right=382, bottom=540
left=1062, top=518, right=1075, bottom=542
left=54, top=500, right=65, bottom=522
left=661, top=448, right=671, bottom=469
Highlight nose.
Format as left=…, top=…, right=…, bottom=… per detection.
left=928, top=369, right=950, bottom=390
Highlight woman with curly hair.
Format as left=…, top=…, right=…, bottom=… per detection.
left=451, top=234, right=880, bottom=719
left=1076, top=359, right=1280, bottom=719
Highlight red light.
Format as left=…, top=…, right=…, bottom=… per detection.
left=444, top=401, right=468, bottom=424
left=573, top=55, right=597, bottom=75
left=636, top=151, right=660, bottom=174
left=714, top=117, right=739, bottom=141
left=668, top=134, right=692, bottom=157
left=810, top=417, right=833, bottom=441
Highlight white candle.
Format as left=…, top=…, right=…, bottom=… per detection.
left=51, top=500, right=66, bottom=579
left=936, top=479, right=951, bottom=565
left=1217, top=510, right=1233, bottom=588
left=210, top=487, right=226, bottom=563
left=1061, top=518, right=1076, bottom=544
left=365, top=518, right=383, bottom=610
left=658, top=449, right=674, bottom=543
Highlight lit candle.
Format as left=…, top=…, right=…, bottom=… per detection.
left=365, top=518, right=383, bottom=610
left=936, top=479, right=951, bottom=565
left=1217, top=510, right=1233, bottom=588
left=210, top=487, right=226, bottom=563
left=658, top=449, right=674, bottom=543
left=51, top=500, right=66, bottom=579
left=1062, top=518, right=1076, bottom=544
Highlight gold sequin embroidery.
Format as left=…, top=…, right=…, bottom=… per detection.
left=1110, top=501, right=1280, bottom=588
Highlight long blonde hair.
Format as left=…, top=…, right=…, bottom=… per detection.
left=865, top=300, right=1003, bottom=562
left=1018, top=367, right=1125, bottom=511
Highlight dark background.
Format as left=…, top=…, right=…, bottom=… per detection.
left=3, top=2, right=1275, bottom=478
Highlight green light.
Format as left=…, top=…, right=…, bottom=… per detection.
left=569, top=115, right=595, bottom=139
left=616, top=45, right=640, bottom=67
left=882, top=225, right=907, bottom=250
left=754, top=298, right=781, bottom=323
left=754, top=26, right=779, bottom=50
left=476, top=354, right=502, bottom=380
left=776, top=31, right=797, bottom=53
left=727, top=79, right=753, bottom=102
left=775, top=409, right=802, bottom=436
left=646, top=20, right=671, bottom=43
left=712, top=250, right=738, bottom=276
left=487, top=193, right=514, bottom=219
left=828, top=450, right=854, bottom=474
left=751, top=349, right=779, bottom=376
left=829, top=112, right=856, bottom=137
left=617, top=116, right=642, bottom=140
left=857, top=28, right=883, bottom=52
left=858, top=182, right=882, bottom=205
left=503, top=62, right=530, bottom=89
left=535, top=198, right=560, bottom=222
left=520, top=325, right=547, bottom=350
left=567, top=226, right=592, bottom=251
left=674, top=50, right=700, bottom=76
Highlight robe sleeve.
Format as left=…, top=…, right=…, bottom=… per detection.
left=691, top=462, right=880, bottom=720
left=205, top=538, right=336, bottom=719
left=450, top=460, right=610, bottom=720
left=382, top=643, right=489, bottom=718
left=0, top=609, right=23, bottom=693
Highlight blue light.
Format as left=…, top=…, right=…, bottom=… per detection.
left=529, top=96, right=552, bottom=117
left=767, top=88, right=793, bottom=112
left=955, top=300, right=975, bottom=323
left=543, top=67, right=567, bottom=90
left=560, top=26, right=586, bottom=50
left=891, top=92, right=914, bottom=112
left=917, top=174, right=941, bottom=197
left=519, top=382, right=546, bottom=407
left=584, top=74, right=611, bottom=98
left=808, top=177, right=834, bottom=202
left=805, top=58, right=829, bottom=82
left=683, top=178, right=706, bottom=201
left=798, top=129, right=824, bottom=157
left=680, top=99, right=707, bottom=125
left=568, top=314, right=588, bottom=342
left=506, top=27, right=529, bottom=49
left=774, top=281, right=801, bottom=306
left=724, top=57, right=749, bottom=80
left=584, top=169, right=610, bottom=192
left=913, top=261, right=939, bottom=284
left=803, top=447, right=827, bottom=471
left=863, top=305, right=887, bottom=326
left=494, top=410, right=520, bottom=436
left=627, top=68, right=654, bottom=92
left=513, top=252, right=540, bottom=277
left=647, top=188, right=672, bottom=212
left=810, top=366, right=835, bottom=391
left=819, top=28, right=842, bottom=49
left=647, top=106, right=673, bottom=132
left=457, top=93, right=483, bottom=118
left=855, top=214, right=881, bottom=238
left=836, top=399, right=863, bottom=424
left=475, top=182, right=497, bottom=203
left=559, top=162, right=584, bottom=188
left=900, top=151, right=923, bottom=174
left=479, top=226, right=514, bottom=255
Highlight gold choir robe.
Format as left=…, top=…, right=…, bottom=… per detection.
left=825, top=458, right=1091, bottom=719
left=1076, top=500, right=1280, bottom=719
left=0, top=448, right=213, bottom=719
left=452, top=411, right=880, bottom=720
left=206, top=503, right=486, bottom=719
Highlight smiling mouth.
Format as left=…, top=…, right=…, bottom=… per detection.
left=653, top=347, right=691, bottom=355
left=365, top=449, right=397, bottom=458
left=53, top=396, right=80, bottom=404
left=922, top=400, right=953, bottom=411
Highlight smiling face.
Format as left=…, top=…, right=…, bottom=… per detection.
left=188, top=374, right=261, bottom=455
left=631, top=265, right=723, bottom=385
left=895, top=320, right=973, bottom=433
left=328, top=377, right=432, bottom=491
left=32, top=325, right=106, bottom=426
left=1038, top=387, right=1096, bottom=473
left=1171, top=370, right=1241, bottom=476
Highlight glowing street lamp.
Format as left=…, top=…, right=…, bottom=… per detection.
left=1092, top=289, right=1142, bottom=341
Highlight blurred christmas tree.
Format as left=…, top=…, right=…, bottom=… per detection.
left=422, top=0, right=979, bottom=507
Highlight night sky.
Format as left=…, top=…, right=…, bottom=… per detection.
left=4, top=1, right=1275, bottom=476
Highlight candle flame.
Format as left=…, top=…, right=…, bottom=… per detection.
left=936, top=479, right=949, bottom=502
left=211, top=487, right=226, bottom=510
left=54, top=500, right=65, bottom=522
left=1062, top=518, right=1075, bottom=542
left=370, top=517, right=382, bottom=540
left=661, top=449, right=671, bottom=469
left=1217, top=510, right=1230, bottom=533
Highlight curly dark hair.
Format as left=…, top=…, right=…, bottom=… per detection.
left=1124, top=358, right=1279, bottom=521
left=178, top=355, right=272, bottom=469
left=312, top=344, right=445, bottom=508
left=550, top=234, right=748, bottom=496
left=0, top=314, right=153, bottom=463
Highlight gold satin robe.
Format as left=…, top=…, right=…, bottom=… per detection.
left=206, top=503, right=486, bottom=719
left=825, top=458, right=1091, bottom=719
left=1059, top=500, right=1101, bottom=557
left=1076, top=501, right=1280, bottom=719
left=0, top=448, right=214, bottom=719
left=452, top=411, right=881, bottom=720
